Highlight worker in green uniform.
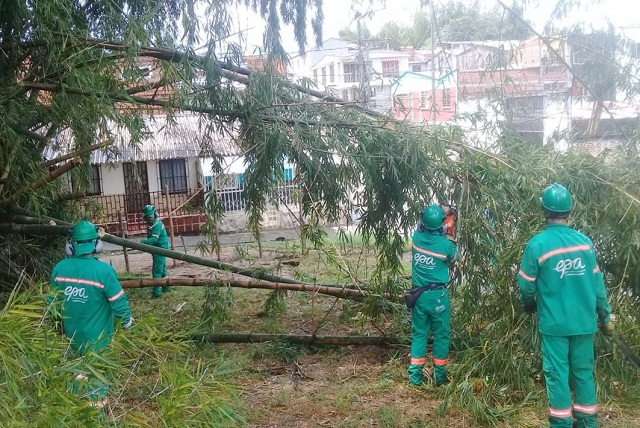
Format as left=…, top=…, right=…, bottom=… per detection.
left=49, top=220, right=134, bottom=411
left=518, top=183, right=614, bottom=428
left=140, top=204, right=170, bottom=298
left=408, top=204, right=458, bottom=386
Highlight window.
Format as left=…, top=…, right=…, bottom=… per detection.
left=633, top=43, right=640, bottom=58
left=572, top=50, right=586, bottom=65
left=419, top=91, right=429, bottom=110
left=382, top=60, right=399, bottom=78
left=71, top=164, right=102, bottom=195
left=89, top=165, right=101, bottom=195
left=159, top=159, right=188, bottom=193
left=321, top=67, right=327, bottom=84
left=342, top=89, right=349, bottom=101
left=344, top=63, right=358, bottom=83
left=329, top=64, right=335, bottom=83
left=412, top=64, right=422, bottom=72
left=442, top=88, right=451, bottom=108
left=313, top=69, right=318, bottom=82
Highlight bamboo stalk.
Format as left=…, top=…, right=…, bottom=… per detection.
left=0, top=220, right=322, bottom=285
left=191, top=333, right=407, bottom=346
left=118, top=277, right=367, bottom=299
left=44, top=140, right=112, bottom=167
left=164, top=184, right=176, bottom=267
left=118, top=211, right=129, bottom=273
left=0, top=158, right=82, bottom=208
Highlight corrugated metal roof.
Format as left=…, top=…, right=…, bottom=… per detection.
left=45, top=114, right=242, bottom=164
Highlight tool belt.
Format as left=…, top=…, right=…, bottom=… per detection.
left=405, top=283, right=446, bottom=309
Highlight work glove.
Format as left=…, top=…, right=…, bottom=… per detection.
left=122, top=317, right=135, bottom=331
left=523, top=300, right=537, bottom=314
left=600, top=319, right=614, bottom=336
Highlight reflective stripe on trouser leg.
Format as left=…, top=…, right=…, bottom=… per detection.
left=541, top=334, right=573, bottom=428
left=430, top=290, right=450, bottom=385
left=152, top=254, right=167, bottom=296
left=569, top=334, right=598, bottom=428
left=408, top=292, right=431, bottom=385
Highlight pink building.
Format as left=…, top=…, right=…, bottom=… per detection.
left=391, top=71, right=457, bottom=123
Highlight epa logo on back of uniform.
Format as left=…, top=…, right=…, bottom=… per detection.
left=554, top=258, right=586, bottom=279
left=64, top=285, right=88, bottom=303
left=414, top=253, right=436, bottom=267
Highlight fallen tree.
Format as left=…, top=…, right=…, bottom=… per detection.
left=0, top=220, right=320, bottom=285
left=119, top=277, right=369, bottom=299
left=191, top=333, right=407, bottom=346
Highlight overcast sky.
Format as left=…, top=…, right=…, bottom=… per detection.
left=226, top=0, right=640, bottom=56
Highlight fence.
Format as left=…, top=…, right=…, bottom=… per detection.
left=90, top=180, right=298, bottom=236
left=206, top=174, right=297, bottom=212
left=89, top=188, right=205, bottom=235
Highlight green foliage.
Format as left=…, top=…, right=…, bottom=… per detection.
left=0, top=287, right=243, bottom=426
left=263, top=289, right=288, bottom=315
left=340, top=1, right=533, bottom=48
left=202, top=285, right=234, bottom=329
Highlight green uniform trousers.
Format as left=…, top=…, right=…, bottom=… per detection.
left=542, top=333, right=598, bottom=428
left=408, top=289, right=450, bottom=385
left=152, top=254, right=169, bottom=297
left=69, top=352, right=110, bottom=418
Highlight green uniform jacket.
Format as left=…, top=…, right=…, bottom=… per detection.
left=411, top=229, right=458, bottom=285
left=50, top=255, right=132, bottom=353
left=518, top=223, right=612, bottom=336
left=141, top=217, right=169, bottom=249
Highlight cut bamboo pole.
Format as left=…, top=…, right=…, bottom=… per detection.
left=191, top=333, right=407, bottom=346
left=164, top=184, right=176, bottom=267
left=118, top=277, right=368, bottom=299
left=0, top=158, right=82, bottom=207
left=118, top=211, right=129, bottom=273
left=44, top=140, right=111, bottom=167
left=0, top=221, right=325, bottom=285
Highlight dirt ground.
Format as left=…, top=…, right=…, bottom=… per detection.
left=102, top=244, right=640, bottom=428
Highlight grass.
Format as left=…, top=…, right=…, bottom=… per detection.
left=6, top=236, right=640, bottom=427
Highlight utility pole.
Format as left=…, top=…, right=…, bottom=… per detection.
left=356, top=16, right=370, bottom=106
left=430, top=0, right=437, bottom=125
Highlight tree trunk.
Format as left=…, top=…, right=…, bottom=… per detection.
left=119, top=277, right=368, bottom=299
left=191, top=333, right=407, bottom=346
left=0, top=220, right=336, bottom=286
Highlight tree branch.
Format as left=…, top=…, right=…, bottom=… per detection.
left=0, top=158, right=82, bottom=208
left=119, top=277, right=368, bottom=299
left=44, top=139, right=112, bottom=167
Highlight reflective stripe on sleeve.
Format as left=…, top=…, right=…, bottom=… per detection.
left=518, top=270, right=536, bottom=282
left=593, top=266, right=600, bottom=274
left=108, top=290, right=124, bottom=302
left=538, top=244, right=591, bottom=263
left=549, top=407, right=572, bottom=418
left=412, top=244, right=447, bottom=260
left=54, top=277, right=104, bottom=289
left=573, top=404, right=598, bottom=415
